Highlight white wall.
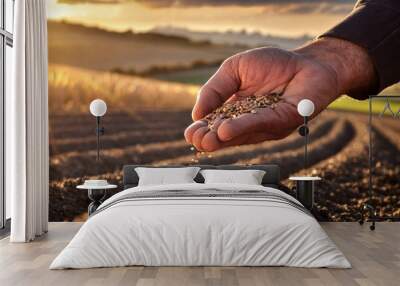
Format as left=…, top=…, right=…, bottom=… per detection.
left=5, top=44, right=13, bottom=220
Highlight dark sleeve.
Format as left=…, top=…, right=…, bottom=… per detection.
left=320, top=0, right=400, bottom=99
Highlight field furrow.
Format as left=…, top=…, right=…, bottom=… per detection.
left=50, top=139, right=192, bottom=180
left=51, top=112, right=337, bottom=180
left=50, top=116, right=355, bottom=221
left=157, top=115, right=335, bottom=166
left=51, top=128, right=186, bottom=155
left=50, top=111, right=192, bottom=139
left=286, top=114, right=400, bottom=221
left=237, top=118, right=354, bottom=178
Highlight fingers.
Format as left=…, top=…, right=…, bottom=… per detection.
left=192, top=127, right=209, bottom=151
left=185, top=118, right=225, bottom=151
left=192, top=59, right=240, bottom=121
left=184, top=106, right=297, bottom=152
left=184, top=120, right=207, bottom=143
left=195, top=129, right=287, bottom=152
left=217, top=102, right=300, bottom=142
left=185, top=100, right=301, bottom=152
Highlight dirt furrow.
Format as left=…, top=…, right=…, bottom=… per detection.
left=157, top=115, right=335, bottom=165
left=51, top=128, right=186, bottom=155
left=237, top=118, right=355, bottom=178
left=50, top=111, right=192, bottom=139
left=49, top=119, right=353, bottom=222
left=288, top=115, right=399, bottom=221
left=50, top=139, right=191, bottom=180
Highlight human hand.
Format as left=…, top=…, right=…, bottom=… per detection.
left=184, top=38, right=376, bottom=151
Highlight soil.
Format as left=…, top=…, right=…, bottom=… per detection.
left=49, top=110, right=400, bottom=222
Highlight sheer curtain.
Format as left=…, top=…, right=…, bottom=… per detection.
left=7, top=0, right=49, bottom=242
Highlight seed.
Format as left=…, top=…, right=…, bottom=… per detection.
left=203, top=92, right=283, bottom=128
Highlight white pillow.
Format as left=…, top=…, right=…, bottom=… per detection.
left=200, top=169, right=266, bottom=185
left=135, top=167, right=200, bottom=186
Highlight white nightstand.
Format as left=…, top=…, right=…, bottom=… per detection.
left=289, top=176, right=321, bottom=210
left=77, top=184, right=117, bottom=215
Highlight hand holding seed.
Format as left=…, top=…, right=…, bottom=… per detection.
left=184, top=45, right=345, bottom=152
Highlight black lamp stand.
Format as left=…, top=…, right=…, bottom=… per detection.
left=87, top=116, right=106, bottom=216
left=298, top=116, right=309, bottom=170
left=95, top=116, right=105, bottom=163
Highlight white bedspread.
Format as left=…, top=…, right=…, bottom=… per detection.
left=50, top=183, right=351, bottom=269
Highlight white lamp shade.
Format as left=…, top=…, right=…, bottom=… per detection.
left=297, top=99, right=315, bottom=117
left=90, top=99, right=107, bottom=117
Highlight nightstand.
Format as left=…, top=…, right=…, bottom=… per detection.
left=77, top=184, right=117, bottom=216
left=289, top=176, right=321, bottom=210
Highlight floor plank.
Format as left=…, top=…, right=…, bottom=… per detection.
left=0, top=222, right=399, bottom=286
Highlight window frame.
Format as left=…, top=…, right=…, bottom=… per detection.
left=0, top=0, right=14, bottom=231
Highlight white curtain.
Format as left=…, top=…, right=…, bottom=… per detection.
left=7, top=0, right=49, bottom=242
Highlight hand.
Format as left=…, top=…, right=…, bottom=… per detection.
left=184, top=38, right=376, bottom=151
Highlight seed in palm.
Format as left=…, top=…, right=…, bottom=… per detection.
left=203, top=92, right=283, bottom=129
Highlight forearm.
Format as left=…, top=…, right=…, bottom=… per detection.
left=319, top=0, right=400, bottom=98
left=295, top=37, right=377, bottom=98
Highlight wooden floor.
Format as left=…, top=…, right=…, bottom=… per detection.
left=0, top=223, right=399, bottom=286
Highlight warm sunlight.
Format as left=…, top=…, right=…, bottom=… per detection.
left=46, top=0, right=350, bottom=37
left=3, top=1, right=400, bottom=285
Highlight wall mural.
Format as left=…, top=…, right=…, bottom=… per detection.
left=47, top=0, right=400, bottom=222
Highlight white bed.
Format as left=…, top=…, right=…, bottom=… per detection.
left=50, top=182, right=351, bottom=269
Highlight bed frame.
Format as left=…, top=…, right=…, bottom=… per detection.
left=123, top=164, right=283, bottom=190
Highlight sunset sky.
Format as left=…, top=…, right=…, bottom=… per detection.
left=46, top=0, right=355, bottom=37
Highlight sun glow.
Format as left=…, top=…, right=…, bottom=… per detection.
left=46, top=0, right=348, bottom=37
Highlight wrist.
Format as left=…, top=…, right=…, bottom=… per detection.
left=295, top=37, right=377, bottom=96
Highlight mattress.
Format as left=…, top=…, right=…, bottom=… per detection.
left=50, top=183, right=351, bottom=269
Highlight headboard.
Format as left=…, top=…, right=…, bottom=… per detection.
left=122, top=164, right=281, bottom=189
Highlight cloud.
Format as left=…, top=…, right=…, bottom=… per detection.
left=135, top=0, right=355, bottom=8
left=59, top=0, right=355, bottom=5
left=262, top=3, right=353, bottom=15
left=57, top=0, right=355, bottom=14
left=58, top=0, right=129, bottom=4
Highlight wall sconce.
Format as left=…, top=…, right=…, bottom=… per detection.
left=89, top=99, right=107, bottom=162
left=297, top=99, right=315, bottom=170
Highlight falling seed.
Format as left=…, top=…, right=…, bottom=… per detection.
left=190, top=147, right=195, bottom=151
left=251, top=109, right=257, bottom=114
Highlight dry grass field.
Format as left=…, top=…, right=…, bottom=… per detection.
left=48, top=64, right=198, bottom=115
left=48, top=65, right=400, bottom=222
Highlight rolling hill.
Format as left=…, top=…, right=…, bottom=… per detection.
left=48, top=21, right=244, bottom=72
left=150, top=26, right=312, bottom=50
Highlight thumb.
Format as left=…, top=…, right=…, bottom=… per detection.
left=192, top=58, right=240, bottom=121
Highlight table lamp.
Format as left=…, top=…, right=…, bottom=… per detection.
left=297, top=99, right=315, bottom=170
